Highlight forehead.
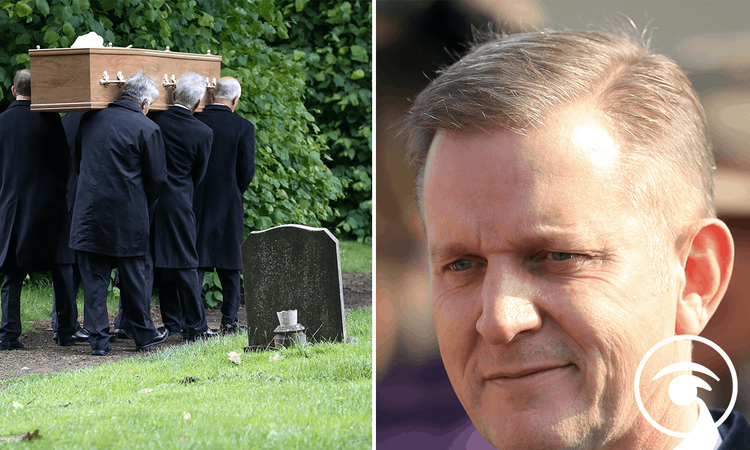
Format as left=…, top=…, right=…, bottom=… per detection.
left=422, top=108, right=637, bottom=249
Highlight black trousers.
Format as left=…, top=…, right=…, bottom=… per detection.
left=157, top=268, right=207, bottom=336
left=0, top=264, right=77, bottom=343
left=197, top=268, right=241, bottom=327
left=77, top=251, right=157, bottom=350
left=51, top=261, right=81, bottom=332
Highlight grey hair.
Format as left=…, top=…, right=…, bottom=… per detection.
left=403, top=28, right=716, bottom=239
left=213, top=76, right=241, bottom=100
left=175, top=72, right=207, bottom=108
left=121, top=71, right=160, bottom=107
left=13, top=69, right=31, bottom=96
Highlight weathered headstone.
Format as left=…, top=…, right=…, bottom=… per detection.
left=242, top=224, right=352, bottom=351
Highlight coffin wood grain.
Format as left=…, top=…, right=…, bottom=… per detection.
left=29, top=47, right=221, bottom=113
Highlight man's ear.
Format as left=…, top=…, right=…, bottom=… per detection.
left=11, top=86, right=16, bottom=98
left=675, top=219, right=734, bottom=335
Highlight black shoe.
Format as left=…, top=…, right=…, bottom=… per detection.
left=53, top=331, right=59, bottom=343
left=220, top=323, right=247, bottom=335
left=184, top=327, right=220, bottom=342
left=91, top=346, right=113, bottom=356
left=57, top=327, right=91, bottom=347
left=167, top=328, right=183, bottom=337
left=115, top=328, right=133, bottom=340
left=135, top=327, right=169, bottom=351
left=0, top=340, right=23, bottom=350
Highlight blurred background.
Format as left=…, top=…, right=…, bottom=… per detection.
left=376, top=1, right=750, bottom=447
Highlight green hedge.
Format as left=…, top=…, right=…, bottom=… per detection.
left=279, top=0, right=372, bottom=243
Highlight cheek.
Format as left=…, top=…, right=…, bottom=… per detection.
left=432, top=284, right=482, bottom=383
left=551, top=277, right=677, bottom=417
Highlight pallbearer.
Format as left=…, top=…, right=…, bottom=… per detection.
left=194, top=77, right=256, bottom=334
left=0, top=69, right=80, bottom=351
left=70, top=71, right=169, bottom=355
left=149, top=72, right=218, bottom=341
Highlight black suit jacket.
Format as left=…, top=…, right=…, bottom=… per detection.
left=149, top=106, right=213, bottom=268
left=0, top=99, right=73, bottom=271
left=61, top=113, right=83, bottom=213
left=714, top=409, right=750, bottom=449
left=69, top=100, right=166, bottom=257
left=193, top=104, right=255, bottom=270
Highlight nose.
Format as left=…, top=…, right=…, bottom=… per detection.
left=476, top=263, right=542, bottom=345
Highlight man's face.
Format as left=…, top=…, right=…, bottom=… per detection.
left=422, top=106, right=685, bottom=449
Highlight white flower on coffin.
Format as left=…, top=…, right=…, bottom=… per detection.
left=71, top=31, right=105, bottom=49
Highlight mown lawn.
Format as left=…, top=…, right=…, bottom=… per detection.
left=0, top=307, right=372, bottom=448
left=0, top=239, right=373, bottom=447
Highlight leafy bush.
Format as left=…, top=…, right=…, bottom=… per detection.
left=279, top=0, right=372, bottom=242
left=0, top=0, right=345, bottom=306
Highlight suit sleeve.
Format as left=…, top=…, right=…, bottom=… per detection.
left=49, top=116, right=70, bottom=192
left=236, top=122, right=255, bottom=193
left=73, top=115, right=86, bottom=177
left=142, top=127, right=167, bottom=207
left=192, top=129, right=213, bottom=187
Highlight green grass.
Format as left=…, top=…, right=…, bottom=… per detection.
left=17, top=277, right=59, bottom=331
left=11, top=277, right=112, bottom=334
left=339, top=240, right=372, bottom=274
left=0, top=307, right=372, bottom=449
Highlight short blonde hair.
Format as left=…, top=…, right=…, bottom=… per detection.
left=403, top=28, right=716, bottom=236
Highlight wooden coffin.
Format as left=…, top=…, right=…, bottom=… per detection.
left=28, top=47, right=222, bottom=113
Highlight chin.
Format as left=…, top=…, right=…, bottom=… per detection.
left=471, top=404, right=617, bottom=450
left=479, top=427, right=605, bottom=450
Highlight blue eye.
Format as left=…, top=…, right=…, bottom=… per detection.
left=448, top=260, right=477, bottom=271
left=544, top=252, right=573, bottom=261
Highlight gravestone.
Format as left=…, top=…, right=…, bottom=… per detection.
left=242, top=224, right=352, bottom=351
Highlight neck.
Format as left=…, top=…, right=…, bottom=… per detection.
left=15, top=95, right=30, bottom=101
left=614, top=401, right=700, bottom=450
left=212, top=98, right=233, bottom=110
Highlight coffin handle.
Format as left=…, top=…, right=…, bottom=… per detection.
left=99, top=71, right=126, bottom=87
left=163, top=74, right=177, bottom=89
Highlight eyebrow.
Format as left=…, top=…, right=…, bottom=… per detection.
left=428, top=242, right=475, bottom=267
left=427, top=225, right=598, bottom=267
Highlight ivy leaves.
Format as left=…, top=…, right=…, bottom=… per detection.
left=279, top=0, right=372, bottom=242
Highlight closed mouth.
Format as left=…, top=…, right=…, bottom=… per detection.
left=485, top=363, right=575, bottom=382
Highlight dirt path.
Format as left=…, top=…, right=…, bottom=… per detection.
left=0, top=272, right=371, bottom=382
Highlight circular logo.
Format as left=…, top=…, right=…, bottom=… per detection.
left=633, top=335, right=737, bottom=438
